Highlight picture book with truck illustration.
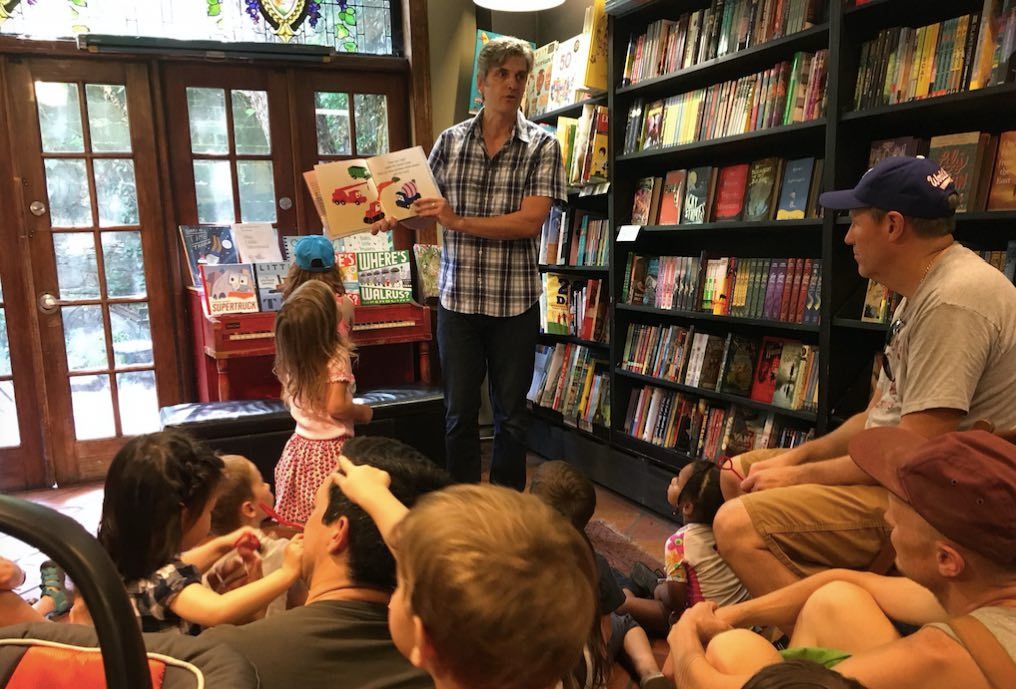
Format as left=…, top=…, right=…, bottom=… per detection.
left=309, top=146, right=442, bottom=238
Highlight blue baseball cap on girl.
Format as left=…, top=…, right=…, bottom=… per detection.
left=819, top=156, right=958, bottom=219
left=293, top=235, right=336, bottom=272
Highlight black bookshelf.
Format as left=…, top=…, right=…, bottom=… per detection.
left=530, top=94, right=608, bottom=125
left=617, top=24, right=831, bottom=99
left=523, top=0, right=1016, bottom=517
left=642, top=218, right=823, bottom=233
left=841, top=83, right=1016, bottom=126
left=615, top=119, right=826, bottom=164
left=538, top=332, right=610, bottom=350
left=614, top=369, right=819, bottom=423
left=538, top=264, right=610, bottom=275
left=615, top=303, right=821, bottom=333
left=832, top=317, right=889, bottom=332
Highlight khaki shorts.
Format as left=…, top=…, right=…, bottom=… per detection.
left=734, top=448, right=893, bottom=578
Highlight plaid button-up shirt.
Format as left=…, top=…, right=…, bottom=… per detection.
left=430, top=109, right=566, bottom=317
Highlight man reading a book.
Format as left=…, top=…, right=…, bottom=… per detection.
left=714, top=156, right=1016, bottom=597
left=372, top=36, right=565, bottom=489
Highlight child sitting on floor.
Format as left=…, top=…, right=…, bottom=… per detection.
left=205, top=455, right=301, bottom=615
left=530, top=461, right=669, bottom=689
left=273, top=280, right=372, bottom=524
left=97, top=429, right=303, bottom=635
left=622, top=461, right=750, bottom=634
left=332, top=456, right=598, bottom=689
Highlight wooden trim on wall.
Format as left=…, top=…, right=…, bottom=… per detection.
left=0, top=36, right=410, bottom=73
left=403, top=0, right=434, bottom=153
left=148, top=62, right=193, bottom=403
left=0, top=54, right=49, bottom=489
left=402, top=0, right=436, bottom=245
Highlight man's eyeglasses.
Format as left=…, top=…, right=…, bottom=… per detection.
left=882, top=318, right=904, bottom=383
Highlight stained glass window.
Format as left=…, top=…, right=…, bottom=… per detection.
left=0, top=0, right=393, bottom=55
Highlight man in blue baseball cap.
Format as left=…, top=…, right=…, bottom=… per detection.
left=714, top=156, right=1016, bottom=598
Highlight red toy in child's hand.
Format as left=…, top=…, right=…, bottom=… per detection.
left=258, top=502, right=305, bottom=531
left=234, top=532, right=261, bottom=552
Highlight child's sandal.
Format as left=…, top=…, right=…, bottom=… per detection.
left=39, top=560, right=72, bottom=618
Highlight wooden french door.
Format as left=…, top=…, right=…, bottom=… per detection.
left=162, top=64, right=299, bottom=232
left=0, top=57, right=179, bottom=487
left=164, top=62, right=410, bottom=233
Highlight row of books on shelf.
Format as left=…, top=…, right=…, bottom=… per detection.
left=540, top=275, right=609, bottom=343
left=523, top=1, right=608, bottom=118
left=548, top=104, right=609, bottom=187
left=178, top=224, right=438, bottom=314
left=852, top=6, right=1016, bottom=111
left=622, top=384, right=814, bottom=460
left=539, top=207, right=609, bottom=267
left=632, top=156, right=822, bottom=225
left=528, top=343, right=611, bottom=432
left=621, top=322, right=820, bottom=412
left=869, top=131, right=1016, bottom=212
left=623, top=253, right=823, bottom=325
left=621, top=0, right=826, bottom=87
left=198, top=251, right=414, bottom=316
left=859, top=240, right=1016, bottom=323
left=623, top=49, right=827, bottom=155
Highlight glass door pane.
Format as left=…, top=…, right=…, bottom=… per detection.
left=0, top=278, right=20, bottom=448
left=185, top=86, right=278, bottom=224
left=34, top=79, right=160, bottom=442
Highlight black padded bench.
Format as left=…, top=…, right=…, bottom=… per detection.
left=159, top=385, right=445, bottom=485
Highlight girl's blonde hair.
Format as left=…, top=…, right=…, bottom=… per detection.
left=281, top=263, right=346, bottom=301
left=274, top=280, right=350, bottom=411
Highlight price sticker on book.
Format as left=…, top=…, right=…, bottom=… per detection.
left=617, top=224, right=641, bottom=242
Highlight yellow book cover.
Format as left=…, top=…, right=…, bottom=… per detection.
left=581, top=0, right=608, bottom=92
left=916, top=23, right=940, bottom=99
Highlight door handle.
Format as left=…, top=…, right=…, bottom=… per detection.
left=38, top=292, right=70, bottom=314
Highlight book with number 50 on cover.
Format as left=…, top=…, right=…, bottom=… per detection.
left=306, top=146, right=442, bottom=238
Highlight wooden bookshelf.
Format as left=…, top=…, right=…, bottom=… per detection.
left=523, top=0, right=1016, bottom=517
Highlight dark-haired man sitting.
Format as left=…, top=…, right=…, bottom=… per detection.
left=202, top=436, right=450, bottom=689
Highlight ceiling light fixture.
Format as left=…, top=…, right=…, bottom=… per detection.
left=473, top=0, right=565, bottom=12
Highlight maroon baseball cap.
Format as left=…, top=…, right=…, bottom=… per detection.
left=849, top=427, right=1016, bottom=566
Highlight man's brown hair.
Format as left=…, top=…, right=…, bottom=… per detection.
left=530, top=460, right=596, bottom=529
left=743, top=660, right=868, bottom=689
left=393, top=484, right=597, bottom=689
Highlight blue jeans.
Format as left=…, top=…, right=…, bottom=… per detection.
left=437, top=302, right=539, bottom=490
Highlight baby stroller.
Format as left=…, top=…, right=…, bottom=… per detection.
left=0, top=495, right=258, bottom=689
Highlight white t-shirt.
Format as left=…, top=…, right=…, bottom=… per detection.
left=867, top=244, right=1016, bottom=430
